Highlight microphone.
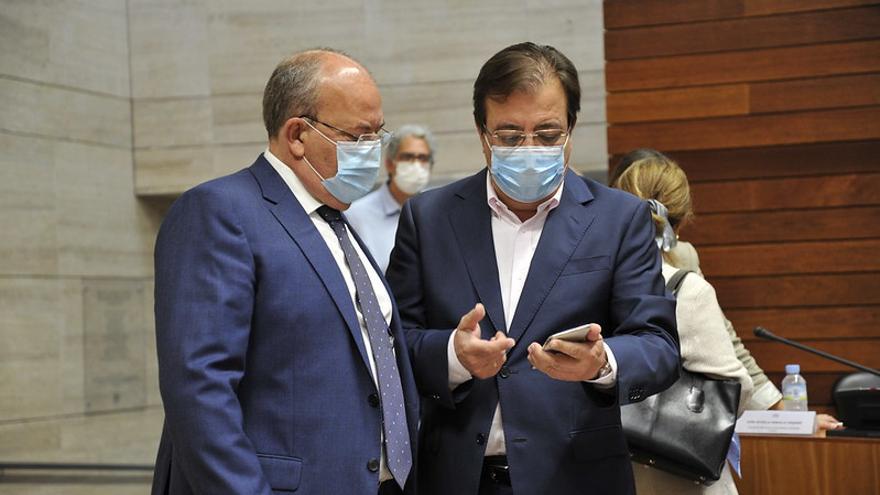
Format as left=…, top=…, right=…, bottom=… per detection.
left=753, top=327, right=880, bottom=377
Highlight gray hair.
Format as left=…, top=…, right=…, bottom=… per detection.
left=385, top=124, right=436, bottom=164
left=262, top=48, right=356, bottom=139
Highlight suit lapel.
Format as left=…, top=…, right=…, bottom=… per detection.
left=448, top=169, right=507, bottom=335
left=507, top=170, right=596, bottom=342
left=248, top=157, right=372, bottom=372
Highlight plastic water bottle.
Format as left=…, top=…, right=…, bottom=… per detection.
left=781, top=364, right=808, bottom=411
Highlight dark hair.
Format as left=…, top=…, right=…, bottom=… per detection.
left=473, top=42, right=581, bottom=132
left=608, top=148, right=671, bottom=187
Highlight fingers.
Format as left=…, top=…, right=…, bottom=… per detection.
left=527, top=343, right=548, bottom=368
left=453, top=306, right=515, bottom=378
left=586, top=323, right=602, bottom=342
left=457, top=303, right=486, bottom=335
left=467, top=332, right=514, bottom=377
left=816, top=413, right=844, bottom=430
left=465, top=345, right=509, bottom=379
left=527, top=341, right=605, bottom=381
left=489, top=331, right=516, bottom=351
left=543, top=338, right=589, bottom=358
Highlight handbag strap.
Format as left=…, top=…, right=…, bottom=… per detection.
left=666, top=269, right=692, bottom=297
left=667, top=269, right=702, bottom=392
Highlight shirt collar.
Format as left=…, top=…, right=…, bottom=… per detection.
left=485, top=169, right=563, bottom=224
left=263, top=148, right=323, bottom=215
left=378, top=183, right=402, bottom=217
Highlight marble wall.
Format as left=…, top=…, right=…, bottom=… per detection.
left=0, top=0, right=607, bottom=491
left=0, top=1, right=162, bottom=492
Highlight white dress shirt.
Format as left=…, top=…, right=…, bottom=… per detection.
left=446, top=173, right=618, bottom=456
left=264, top=150, right=394, bottom=481
left=345, top=183, right=402, bottom=273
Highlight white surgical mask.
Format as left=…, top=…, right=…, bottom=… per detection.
left=393, top=161, right=431, bottom=195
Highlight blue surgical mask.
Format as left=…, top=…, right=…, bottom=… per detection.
left=487, top=136, right=567, bottom=203
left=303, top=123, right=381, bottom=204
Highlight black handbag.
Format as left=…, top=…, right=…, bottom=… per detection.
left=620, top=269, right=742, bottom=485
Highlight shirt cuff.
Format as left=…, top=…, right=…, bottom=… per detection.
left=748, top=380, right=783, bottom=411
left=585, top=342, right=617, bottom=388
left=447, top=330, right=473, bottom=389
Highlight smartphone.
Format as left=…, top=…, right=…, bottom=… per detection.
left=543, top=323, right=592, bottom=350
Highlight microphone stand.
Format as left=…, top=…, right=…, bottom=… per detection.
left=753, top=327, right=880, bottom=377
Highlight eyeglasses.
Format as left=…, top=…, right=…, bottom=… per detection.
left=485, top=127, right=569, bottom=147
left=397, top=152, right=432, bottom=164
left=301, top=115, right=392, bottom=145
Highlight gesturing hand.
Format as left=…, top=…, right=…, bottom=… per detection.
left=453, top=303, right=515, bottom=379
left=527, top=324, right=608, bottom=382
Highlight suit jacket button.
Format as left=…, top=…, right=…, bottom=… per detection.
left=431, top=394, right=441, bottom=400
left=368, top=393, right=380, bottom=408
left=476, top=433, right=486, bottom=445
left=367, top=458, right=380, bottom=472
left=499, top=366, right=510, bottom=379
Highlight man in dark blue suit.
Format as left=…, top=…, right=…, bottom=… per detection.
left=152, top=49, right=418, bottom=495
left=386, top=42, right=679, bottom=495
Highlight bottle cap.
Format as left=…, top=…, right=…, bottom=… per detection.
left=785, top=364, right=800, bottom=375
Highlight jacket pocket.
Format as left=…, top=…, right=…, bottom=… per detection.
left=561, top=256, right=610, bottom=276
left=257, top=453, right=303, bottom=492
left=569, top=424, right=628, bottom=462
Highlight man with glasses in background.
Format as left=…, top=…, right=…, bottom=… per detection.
left=346, top=124, right=436, bottom=273
left=152, top=49, right=418, bottom=495
left=386, top=42, right=679, bottom=495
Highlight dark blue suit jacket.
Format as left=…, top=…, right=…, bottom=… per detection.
left=151, top=155, right=419, bottom=495
left=386, top=168, right=679, bottom=495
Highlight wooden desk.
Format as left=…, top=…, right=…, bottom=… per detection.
left=735, top=435, right=880, bottom=495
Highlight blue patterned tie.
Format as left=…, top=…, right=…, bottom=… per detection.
left=317, top=206, right=412, bottom=489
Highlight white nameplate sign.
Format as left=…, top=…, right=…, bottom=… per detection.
left=735, top=410, right=816, bottom=436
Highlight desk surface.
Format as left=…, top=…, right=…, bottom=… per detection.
left=735, top=434, right=880, bottom=495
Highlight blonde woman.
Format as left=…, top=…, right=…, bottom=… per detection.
left=612, top=149, right=845, bottom=427
left=611, top=149, right=752, bottom=495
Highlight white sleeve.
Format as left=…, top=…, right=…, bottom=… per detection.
left=676, top=275, right=754, bottom=415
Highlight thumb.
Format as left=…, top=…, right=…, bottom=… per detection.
left=586, top=323, right=602, bottom=342
left=458, top=303, right=486, bottom=335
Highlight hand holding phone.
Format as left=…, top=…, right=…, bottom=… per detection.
left=543, top=323, right=594, bottom=350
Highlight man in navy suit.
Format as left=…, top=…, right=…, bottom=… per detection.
left=152, top=49, right=418, bottom=495
left=386, top=42, right=679, bottom=495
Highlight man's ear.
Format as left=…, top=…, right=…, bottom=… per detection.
left=283, top=117, right=307, bottom=159
left=385, top=157, right=396, bottom=178
left=476, top=123, right=491, bottom=168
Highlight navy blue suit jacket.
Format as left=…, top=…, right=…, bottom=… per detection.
left=151, top=156, right=419, bottom=495
left=385, top=168, right=679, bottom=495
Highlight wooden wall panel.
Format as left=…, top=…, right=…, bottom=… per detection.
left=611, top=141, right=880, bottom=182
left=608, top=106, right=880, bottom=153
left=747, top=341, right=880, bottom=372
left=685, top=206, right=880, bottom=245
left=604, top=0, right=879, bottom=28
left=607, top=74, right=880, bottom=124
left=711, top=273, right=880, bottom=309
left=699, top=240, right=880, bottom=276
left=750, top=74, right=880, bottom=113
left=744, top=0, right=880, bottom=15
left=690, top=173, right=880, bottom=213
left=604, top=1, right=744, bottom=29
left=607, top=85, right=749, bottom=123
left=726, top=306, right=880, bottom=340
left=606, top=6, right=880, bottom=60
left=606, top=2, right=880, bottom=408
left=606, top=39, right=880, bottom=91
